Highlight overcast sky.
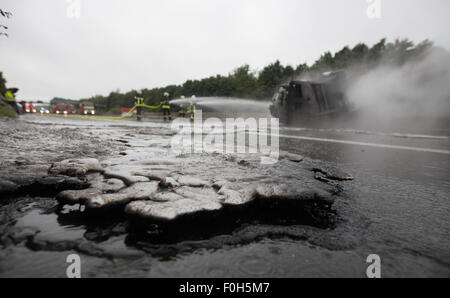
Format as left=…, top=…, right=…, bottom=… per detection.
left=1, top=0, right=450, bottom=101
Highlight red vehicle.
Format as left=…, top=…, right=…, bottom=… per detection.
left=28, top=102, right=36, bottom=113
left=50, top=103, right=76, bottom=115
left=18, top=101, right=36, bottom=113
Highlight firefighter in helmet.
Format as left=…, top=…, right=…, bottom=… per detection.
left=160, top=92, right=171, bottom=121
left=3, top=88, right=20, bottom=114
left=134, top=91, right=144, bottom=121
left=189, top=95, right=196, bottom=121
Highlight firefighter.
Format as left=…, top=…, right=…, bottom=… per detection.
left=178, top=103, right=186, bottom=118
left=277, top=87, right=287, bottom=106
left=160, top=92, right=171, bottom=121
left=20, top=101, right=26, bottom=113
left=189, top=95, right=196, bottom=121
left=4, top=88, right=20, bottom=114
left=189, top=102, right=196, bottom=121
left=134, top=91, right=144, bottom=121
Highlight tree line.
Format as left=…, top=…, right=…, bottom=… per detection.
left=44, top=38, right=434, bottom=113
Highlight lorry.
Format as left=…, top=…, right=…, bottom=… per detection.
left=79, top=101, right=96, bottom=115
left=50, top=103, right=76, bottom=115
left=269, top=70, right=355, bottom=125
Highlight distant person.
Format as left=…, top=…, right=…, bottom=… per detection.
left=134, top=91, right=144, bottom=121
left=277, top=87, right=287, bottom=106
left=178, top=96, right=186, bottom=118
left=28, top=102, right=34, bottom=113
left=178, top=103, right=186, bottom=118
left=189, top=95, right=196, bottom=121
left=20, top=101, right=26, bottom=113
left=189, top=103, right=196, bottom=121
left=4, top=88, right=20, bottom=114
left=160, top=92, right=171, bottom=121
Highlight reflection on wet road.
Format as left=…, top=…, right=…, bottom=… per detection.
left=277, top=132, right=450, bottom=155
left=277, top=124, right=450, bottom=277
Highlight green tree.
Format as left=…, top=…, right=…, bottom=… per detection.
left=311, top=51, right=334, bottom=70
left=230, top=65, right=258, bottom=98
left=333, top=46, right=353, bottom=69
left=367, top=38, right=386, bottom=64
left=0, top=72, right=7, bottom=94
left=258, top=61, right=286, bottom=96
left=351, top=43, right=369, bottom=63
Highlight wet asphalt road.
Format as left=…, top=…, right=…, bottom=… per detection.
left=146, top=124, right=450, bottom=277
left=1, top=114, right=449, bottom=277
left=277, top=126, right=450, bottom=277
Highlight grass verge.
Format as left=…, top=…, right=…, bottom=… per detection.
left=0, top=104, right=17, bottom=118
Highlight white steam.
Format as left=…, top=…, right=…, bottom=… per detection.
left=347, top=47, right=450, bottom=121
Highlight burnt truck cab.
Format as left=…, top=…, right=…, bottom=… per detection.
left=270, top=70, right=355, bottom=124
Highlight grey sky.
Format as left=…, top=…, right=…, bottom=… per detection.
left=1, top=0, right=450, bottom=101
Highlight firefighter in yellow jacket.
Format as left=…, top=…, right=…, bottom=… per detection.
left=160, top=92, right=171, bottom=121
left=4, top=88, right=20, bottom=114
left=178, top=95, right=186, bottom=118
left=188, top=95, right=196, bottom=121
left=134, top=91, right=144, bottom=121
left=178, top=103, right=186, bottom=118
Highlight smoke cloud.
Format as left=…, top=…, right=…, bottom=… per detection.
left=347, top=47, right=450, bottom=129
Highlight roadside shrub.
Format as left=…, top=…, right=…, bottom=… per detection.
left=0, top=104, right=17, bottom=118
